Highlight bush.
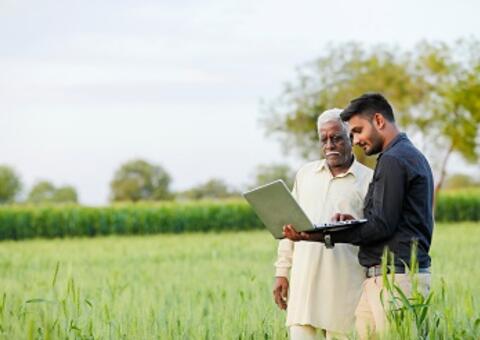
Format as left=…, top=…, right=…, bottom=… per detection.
left=435, top=189, right=480, bottom=222
left=0, top=200, right=263, bottom=241
left=0, top=190, right=478, bottom=241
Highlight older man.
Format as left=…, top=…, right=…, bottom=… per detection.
left=273, top=109, right=373, bottom=339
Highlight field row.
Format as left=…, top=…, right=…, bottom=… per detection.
left=0, top=192, right=479, bottom=240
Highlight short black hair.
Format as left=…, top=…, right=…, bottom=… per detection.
left=340, top=93, right=395, bottom=122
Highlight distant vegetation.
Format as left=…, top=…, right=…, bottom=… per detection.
left=0, top=165, right=22, bottom=203
left=27, top=180, right=78, bottom=204
left=0, top=159, right=298, bottom=205
left=0, top=201, right=262, bottom=240
left=0, top=190, right=477, bottom=240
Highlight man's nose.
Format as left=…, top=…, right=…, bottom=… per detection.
left=325, top=139, right=336, bottom=149
left=352, top=135, right=360, bottom=145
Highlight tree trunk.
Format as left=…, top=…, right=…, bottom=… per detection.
left=434, top=143, right=454, bottom=207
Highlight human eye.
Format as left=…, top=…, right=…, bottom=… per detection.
left=333, top=135, right=344, bottom=143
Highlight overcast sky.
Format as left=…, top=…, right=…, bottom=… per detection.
left=1, top=0, right=479, bottom=205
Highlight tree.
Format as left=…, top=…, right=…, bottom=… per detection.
left=28, top=181, right=78, bottom=204
left=53, top=186, right=78, bottom=203
left=0, top=165, right=22, bottom=203
left=262, top=40, right=480, bottom=192
left=28, top=181, right=56, bottom=203
left=262, top=43, right=426, bottom=165
left=110, top=159, right=172, bottom=202
left=410, top=39, right=480, bottom=193
left=249, top=163, right=295, bottom=190
left=180, top=178, right=238, bottom=200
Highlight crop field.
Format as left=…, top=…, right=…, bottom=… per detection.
left=0, top=223, right=479, bottom=339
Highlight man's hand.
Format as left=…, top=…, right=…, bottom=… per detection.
left=331, top=213, right=355, bottom=222
left=282, top=224, right=324, bottom=242
left=273, top=277, right=289, bottom=310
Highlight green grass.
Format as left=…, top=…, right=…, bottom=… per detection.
left=0, top=223, right=479, bottom=339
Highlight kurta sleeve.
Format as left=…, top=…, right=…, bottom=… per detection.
left=273, top=176, right=299, bottom=277
left=274, top=238, right=294, bottom=277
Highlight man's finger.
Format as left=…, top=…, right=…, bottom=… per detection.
left=281, top=283, right=288, bottom=300
left=331, top=213, right=341, bottom=222
left=273, top=289, right=281, bottom=306
left=284, top=225, right=301, bottom=241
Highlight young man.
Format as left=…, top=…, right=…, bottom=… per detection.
left=273, top=108, right=373, bottom=339
left=284, top=93, right=434, bottom=338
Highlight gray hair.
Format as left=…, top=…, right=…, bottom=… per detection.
left=316, top=108, right=349, bottom=136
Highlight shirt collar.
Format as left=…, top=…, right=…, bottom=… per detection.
left=315, top=157, right=360, bottom=178
left=377, top=132, right=407, bottom=161
left=383, top=132, right=407, bottom=153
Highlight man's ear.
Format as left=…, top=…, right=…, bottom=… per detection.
left=373, top=113, right=386, bottom=129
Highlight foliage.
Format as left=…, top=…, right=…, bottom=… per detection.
left=178, top=178, right=239, bottom=200
left=53, top=186, right=78, bottom=203
left=261, top=42, right=424, bottom=168
left=110, top=159, right=172, bottom=202
left=28, top=181, right=56, bottom=203
left=435, top=189, right=480, bottom=222
left=410, top=39, right=480, bottom=191
left=249, top=163, right=295, bottom=190
left=28, top=181, right=78, bottom=204
left=0, top=224, right=479, bottom=339
left=379, top=244, right=434, bottom=339
left=0, top=191, right=478, bottom=240
left=0, top=200, right=262, bottom=240
left=0, top=165, right=22, bottom=204
left=262, top=39, right=480, bottom=188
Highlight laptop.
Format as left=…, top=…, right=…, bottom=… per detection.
left=242, top=179, right=367, bottom=239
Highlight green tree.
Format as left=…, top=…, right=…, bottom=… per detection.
left=0, top=165, right=22, bottom=203
left=262, top=43, right=425, bottom=168
left=249, top=163, right=295, bottom=190
left=53, top=186, right=78, bottom=203
left=110, top=159, right=172, bottom=202
left=180, top=178, right=238, bottom=200
left=28, top=181, right=56, bottom=203
left=411, top=39, right=480, bottom=193
left=27, top=181, right=78, bottom=204
left=262, top=39, right=480, bottom=192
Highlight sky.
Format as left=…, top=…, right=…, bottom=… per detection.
left=1, top=0, right=479, bottom=205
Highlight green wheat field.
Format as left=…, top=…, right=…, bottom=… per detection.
left=1, top=223, right=479, bottom=339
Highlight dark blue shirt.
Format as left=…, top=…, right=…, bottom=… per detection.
left=331, top=133, right=434, bottom=268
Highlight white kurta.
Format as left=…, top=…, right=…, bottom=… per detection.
left=275, top=159, right=373, bottom=333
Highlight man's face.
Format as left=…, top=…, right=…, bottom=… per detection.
left=347, top=115, right=384, bottom=156
left=319, top=121, right=352, bottom=168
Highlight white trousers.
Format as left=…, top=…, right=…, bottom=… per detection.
left=289, top=325, right=348, bottom=340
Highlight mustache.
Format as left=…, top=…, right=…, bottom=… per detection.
left=325, top=151, right=341, bottom=156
